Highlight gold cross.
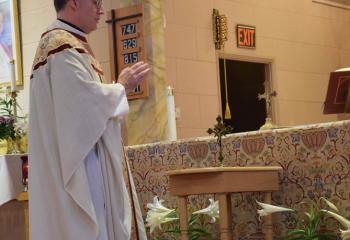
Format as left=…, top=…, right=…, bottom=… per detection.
left=258, top=90, right=277, bottom=118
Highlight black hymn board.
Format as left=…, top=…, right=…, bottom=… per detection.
left=107, top=4, right=148, bottom=100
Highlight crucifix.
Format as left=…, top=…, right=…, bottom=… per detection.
left=258, top=81, right=277, bottom=130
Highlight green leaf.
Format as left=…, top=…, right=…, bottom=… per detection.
left=287, top=229, right=308, bottom=236
left=313, top=232, right=337, bottom=240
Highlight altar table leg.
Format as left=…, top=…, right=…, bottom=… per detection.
left=177, top=196, right=189, bottom=240
left=264, top=192, right=273, bottom=240
left=217, top=193, right=233, bottom=240
left=24, top=201, right=29, bottom=240
left=17, top=192, right=29, bottom=240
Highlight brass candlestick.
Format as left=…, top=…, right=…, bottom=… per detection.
left=10, top=90, right=20, bottom=154
left=11, top=91, right=17, bottom=119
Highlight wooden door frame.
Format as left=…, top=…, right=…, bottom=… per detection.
left=215, top=53, right=277, bottom=125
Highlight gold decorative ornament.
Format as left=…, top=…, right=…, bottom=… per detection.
left=212, top=9, right=227, bottom=50
left=212, top=9, right=231, bottom=120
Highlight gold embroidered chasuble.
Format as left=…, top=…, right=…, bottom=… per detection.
left=29, top=20, right=146, bottom=240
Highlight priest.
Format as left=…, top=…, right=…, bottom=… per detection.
left=28, top=0, right=150, bottom=239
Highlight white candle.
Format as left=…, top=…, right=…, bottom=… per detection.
left=9, top=60, right=16, bottom=92
left=166, top=86, right=177, bottom=141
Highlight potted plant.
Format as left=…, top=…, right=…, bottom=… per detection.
left=256, top=197, right=349, bottom=240
left=0, top=88, right=27, bottom=154
left=146, top=196, right=219, bottom=240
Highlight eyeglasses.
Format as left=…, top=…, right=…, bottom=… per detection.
left=93, top=0, right=103, bottom=10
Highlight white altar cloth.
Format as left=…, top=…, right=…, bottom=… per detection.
left=0, top=154, right=23, bottom=205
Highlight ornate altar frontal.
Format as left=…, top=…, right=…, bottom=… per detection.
left=126, top=120, right=350, bottom=238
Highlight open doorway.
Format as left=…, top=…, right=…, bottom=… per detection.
left=219, top=59, right=269, bottom=133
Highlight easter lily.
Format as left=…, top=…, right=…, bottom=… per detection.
left=320, top=197, right=339, bottom=212
left=256, top=201, right=294, bottom=217
left=146, top=196, right=177, bottom=233
left=340, top=229, right=350, bottom=240
left=146, top=209, right=177, bottom=233
left=193, top=198, right=219, bottom=223
left=147, top=196, right=174, bottom=213
left=322, top=210, right=350, bottom=229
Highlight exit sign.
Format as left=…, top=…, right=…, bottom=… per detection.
left=236, top=24, right=256, bottom=49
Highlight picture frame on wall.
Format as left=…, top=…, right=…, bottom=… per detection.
left=0, top=0, right=22, bottom=88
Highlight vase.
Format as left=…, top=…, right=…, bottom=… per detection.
left=19, top=134, right=28, bottom=153
left=0, top=138, right=7, bottom=155
left=6, top=137, right=21, bottom=154
left=6, top=138, right=15, bottom=154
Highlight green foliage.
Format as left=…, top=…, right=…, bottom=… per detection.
left=151, top=213, right=217, bottom=240
left=0, top=95, right=13, bottom=116
left=283, top=199, right=337, bottom=240
left=0, top=91, right=15, bottom=140
left=0, top=117, right=15, bottom=140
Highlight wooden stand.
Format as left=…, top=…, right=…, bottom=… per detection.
left=17, top=192, right=28, bottom=240
left=167, top=166, right=282, bottom=240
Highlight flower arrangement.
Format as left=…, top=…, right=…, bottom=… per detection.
left=0, top=87, right=27, bottom=153
left=0, top=115, right=15, bottom=140
left=257, top=197, right=350, bottom=240
left=146, top=196, right=219, bottom=240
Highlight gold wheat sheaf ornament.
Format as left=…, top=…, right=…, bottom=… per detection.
left=220, top=14, right=231, bottom=120
left=213, top=9, right=230, bottom=119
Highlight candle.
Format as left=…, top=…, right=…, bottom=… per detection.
left=9, top=59, right=16, bottom=92
left=166, top=86, right=177, bottom=141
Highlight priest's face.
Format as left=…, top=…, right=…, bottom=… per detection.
left=75, top=0, right=104, bottom=33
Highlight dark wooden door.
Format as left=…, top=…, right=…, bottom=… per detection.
left=219, top=59, right=266, bottom=133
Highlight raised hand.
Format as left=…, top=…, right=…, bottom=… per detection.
left=118, top=62, right=150, bottom=93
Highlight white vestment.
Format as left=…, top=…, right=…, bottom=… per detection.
left=29, top=20, right=147, bottom=240
left=85, top=147, right=108, bottom=240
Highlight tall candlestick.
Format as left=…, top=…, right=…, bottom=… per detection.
left=9, top=59, right=16, bottom=92
left=166, top=86, right=177, bottom=141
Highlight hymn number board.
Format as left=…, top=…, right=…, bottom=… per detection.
left=107, top=4, right=148, bottom=100
left=120, top=23, right=138, bottom=64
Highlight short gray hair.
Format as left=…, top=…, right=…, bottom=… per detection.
left=54, top=0, right=68, bottom=12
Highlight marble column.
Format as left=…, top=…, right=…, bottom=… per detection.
left=120, top=0, right=168, bottom=145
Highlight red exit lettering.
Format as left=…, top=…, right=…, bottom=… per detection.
left=237, top=25, right=256, bottom=48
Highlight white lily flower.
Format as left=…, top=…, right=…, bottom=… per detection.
left=340, top=229, right=350, bottom=240
left=322, top=210, right=350, bottom=229
left=146, top=196, right=178, bottom=233
left=256, top=201, right=294, bottom=217
left=14, top=121, right=28, bottom=132
left=320, top=197, right=339, bottom=212
left=147, top=196, right=174, bottom=213
left=146, top=209, right=177, bottom=233
left=193, top=198, right=219, bottom=223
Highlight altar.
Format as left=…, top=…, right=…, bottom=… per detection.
left=1, top=120, right=350, bottom=239
left=126, top=120, right=350, bottom=238
left=0, top=154, right=26, bottom=239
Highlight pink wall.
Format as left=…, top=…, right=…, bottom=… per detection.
left=163, top=0, right=350, bottom=139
